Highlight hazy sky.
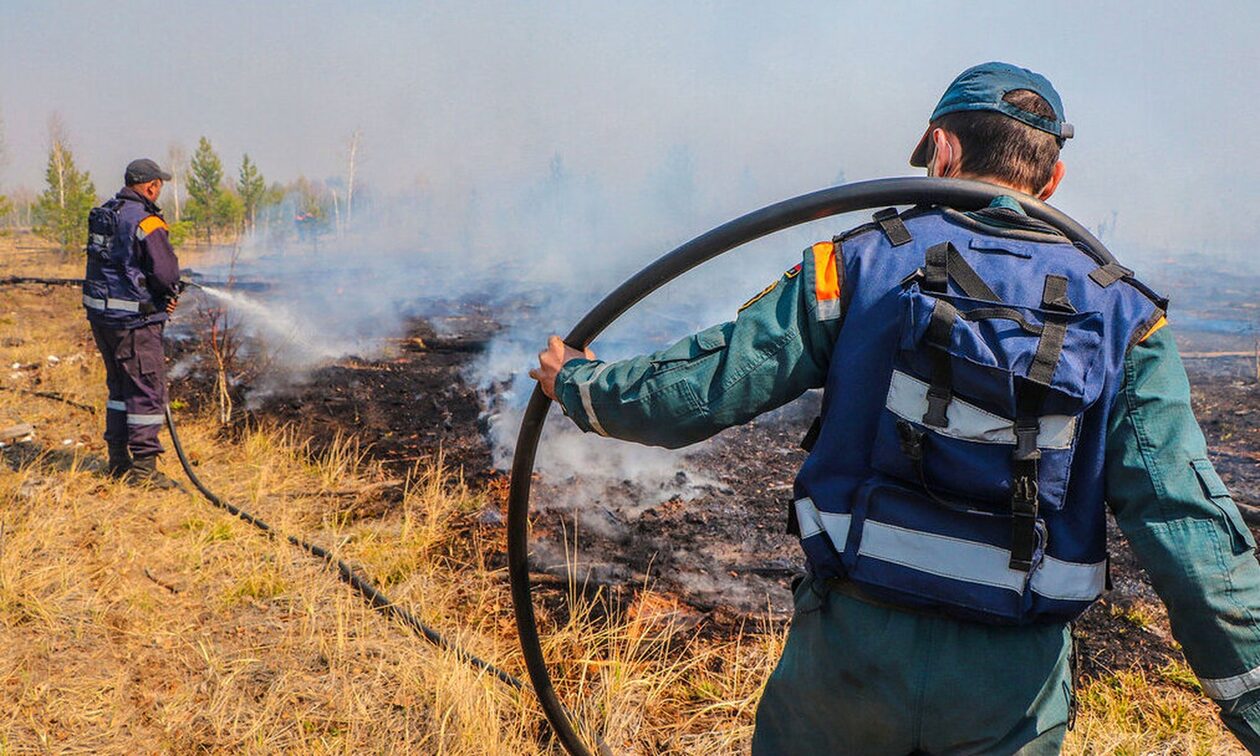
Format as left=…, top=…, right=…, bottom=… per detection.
left=2, top=1, right=1258, bottom=259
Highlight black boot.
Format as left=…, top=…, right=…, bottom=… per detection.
left=124, top=454, right=181, bottom=490
left=107, top=444, right=132, bottom=478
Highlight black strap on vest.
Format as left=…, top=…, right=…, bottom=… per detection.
left=1008, top=276, right=1070, bottom=572
left=873, top=208, right=913, bottom=247
left=923, top=242, right=1000, bottom=301
left=786, top=496, right=801, bottom=537
left=792, top=416, right=823, bottom=533
left=1041, top=274, right=1076, bottom=313
left=919, top=241, right=999, bottom=429
left=799, top=416, right=822, bottom=452
left=923, top=299, right=957, bottom=427
left=1088, top=263, right=1134, bottom=288
left=959, top=307, right=1044, bottom=334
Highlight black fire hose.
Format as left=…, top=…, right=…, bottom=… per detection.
left=163, top=406, right=526, bottom=691
left=506, top=176, right=1119, bottom=756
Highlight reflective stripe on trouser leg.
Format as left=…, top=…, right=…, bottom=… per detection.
left=127, top=413, right=166, bottom=426
left=106, top=399, right=128, bottom=447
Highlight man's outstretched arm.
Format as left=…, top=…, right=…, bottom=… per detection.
left=535, top=243, right=845, bottom=448
left=1105, top=326, right=1260, bottom=749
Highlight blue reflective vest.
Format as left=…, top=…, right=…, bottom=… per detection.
left=793, top=206, right=1165, bottom=625
left=82, top=191, right=169, bottom=329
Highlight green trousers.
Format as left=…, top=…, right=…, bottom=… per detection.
left=752, top=576, right=1073, bottom=755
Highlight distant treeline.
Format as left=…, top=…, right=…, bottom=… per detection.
left=0, top=116, right=364, bottom=253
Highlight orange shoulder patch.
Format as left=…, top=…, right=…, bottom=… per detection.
left=812, top=241, right=842, bottom=321
left=137, top=215, right=167, bottom=237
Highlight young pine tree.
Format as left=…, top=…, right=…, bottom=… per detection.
left=236, top=154, right=266, bottom=231
left=33, top=133, right=97, bottom=253
left=187, top=136, right=224, bottom=242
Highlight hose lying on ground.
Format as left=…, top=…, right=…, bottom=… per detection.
left=0, top=386, right=96, bottom=413
left=506, top=177, right=1124, bottom=756
left=163, top=405, right=526, bottom=691
left=0, top=276, right=85, bottom=287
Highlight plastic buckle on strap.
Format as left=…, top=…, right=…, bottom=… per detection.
left=922, top=387, right=951, bottom=428
left=1013, top=475, right=1039, bottom=506
left=1013, top=420, right=1042, bottom=462
left=896, top=420, right=924, bottom=460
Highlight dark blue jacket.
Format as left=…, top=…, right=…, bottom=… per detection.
left=83, top=187, right=180, bottom=329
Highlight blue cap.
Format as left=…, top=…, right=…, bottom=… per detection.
left=910, top=61, right=1073, bottom=167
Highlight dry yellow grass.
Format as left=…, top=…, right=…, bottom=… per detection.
left=0, top=232, right=1244, bottom=753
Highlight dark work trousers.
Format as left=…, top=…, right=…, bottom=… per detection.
left=90, top=322, right=168, bottom=458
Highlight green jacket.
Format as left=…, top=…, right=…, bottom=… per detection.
left=554, top=200, right=1260, bottom=747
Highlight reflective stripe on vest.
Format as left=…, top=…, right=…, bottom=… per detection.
left=83, top=294, right=142, bottom=313
left=795, top=497, right=1105, bottom=603
left=886, top=370, right=1077, bottom=449
left=795, top=498, right=851, bottom=544
left=106, top=400, right=127, bottom=412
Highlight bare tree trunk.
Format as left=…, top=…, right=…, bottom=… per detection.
left=52, top=139, right=68, bottom=250
left=170, top=168, right=181, bottom=222
left=167, top=144, right=185, bottom=223
left=54, top=143, right=66, bottom=209
left=346, top=129, right=361, bottom=232
left=331, top=187, right=341, bottom=237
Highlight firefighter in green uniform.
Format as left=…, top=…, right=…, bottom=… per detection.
left=531, top=62, right=1260, bottom=754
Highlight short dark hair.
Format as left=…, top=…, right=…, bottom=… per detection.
left=933, top=89, right=1063, bottom=192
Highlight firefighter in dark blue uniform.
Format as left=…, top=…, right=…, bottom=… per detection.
left=84, top=158, right=181, bottom=486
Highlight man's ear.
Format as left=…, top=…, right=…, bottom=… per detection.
left=929, top=129, right=950, bottom=178
left=930, top=128, right=961, bottom=178
left=1037, top=161, right=1066, bottom=201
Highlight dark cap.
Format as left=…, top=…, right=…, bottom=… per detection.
left=910, top=61, right=1074, bottom=168
left=124, top=158, right=172, bottom=185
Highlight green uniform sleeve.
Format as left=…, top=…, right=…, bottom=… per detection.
left=1105, top=327, right=1260, bottom=748
left=553, top=247, right=842, bottom=448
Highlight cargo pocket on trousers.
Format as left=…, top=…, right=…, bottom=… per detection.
left=1192, top=458, right=1256, bottom=554
left=137, top=343, right=160, bottom=378
left=113, top=331, right=144, bottom=385
left=114, top=330, right=136, bottom=362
